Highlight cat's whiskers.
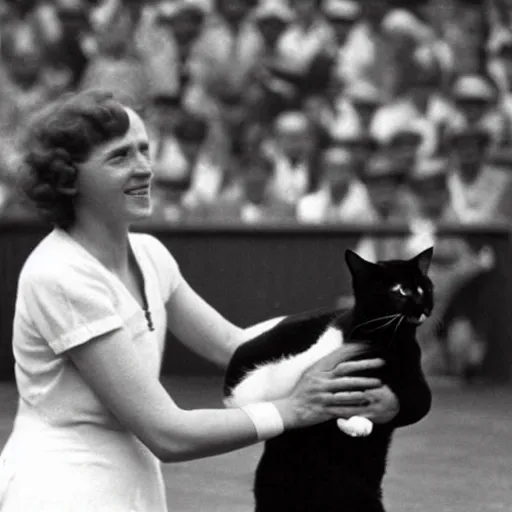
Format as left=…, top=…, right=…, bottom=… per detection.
left=362, top=315, right=402, bottom=334
left=387, top=315, right=405, bottom=350
left=348, top=314, right=401, bottom=338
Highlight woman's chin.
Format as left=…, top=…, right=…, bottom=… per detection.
left=127, top=203, right=154, bottom=222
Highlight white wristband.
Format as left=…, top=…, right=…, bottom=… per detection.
left=240, top=402, right=285, bottom=441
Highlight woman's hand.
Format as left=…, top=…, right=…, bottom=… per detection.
left=358, top=385, right=400, bottom=424
left=274, top=344, right=386, bottom=430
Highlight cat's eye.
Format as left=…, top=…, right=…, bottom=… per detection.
left=391, top=284, right=408, bottom=296
left=417, top=286, right=424, bottom=296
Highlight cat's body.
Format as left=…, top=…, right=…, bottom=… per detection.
left=224, top=249, right=434, bottom=512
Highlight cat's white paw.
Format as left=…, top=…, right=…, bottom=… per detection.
left=337, top=416, right=373, bottom=437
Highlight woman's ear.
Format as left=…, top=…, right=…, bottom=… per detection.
left=55, top=162, right=78, bottom=197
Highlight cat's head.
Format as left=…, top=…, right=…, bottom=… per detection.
left=345, top=247, right=434, bottom=327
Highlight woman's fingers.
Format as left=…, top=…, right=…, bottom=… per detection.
left=323, top=377, right=382, bottom=392
left=311, top=344, right=373, bottom=372
left=331, top=358, right=385, bottom=377
left=322, top=390, right=368, bottom=406
left=325, top=405, right=370, bottom=418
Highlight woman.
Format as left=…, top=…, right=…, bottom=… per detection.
left=0, top=90, right=400, bottom=511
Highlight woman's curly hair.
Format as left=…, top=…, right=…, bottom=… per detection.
left=17, top=89, right=130, bottom=228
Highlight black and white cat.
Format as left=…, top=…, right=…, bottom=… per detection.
left=224, top=248, right=434, bottom=512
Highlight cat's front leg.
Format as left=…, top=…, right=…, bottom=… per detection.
left=337, top=416, right=374, bottom=437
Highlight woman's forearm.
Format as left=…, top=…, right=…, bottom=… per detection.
left=156, top=400, right=292, bottom=463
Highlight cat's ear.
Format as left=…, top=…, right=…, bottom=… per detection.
left=411, top=247, right=434, bottom=276
left=345, top=249, right=376, bottom=279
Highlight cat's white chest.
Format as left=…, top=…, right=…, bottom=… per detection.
left=225, top=327, right=344, bottom=408
left=225, top=326, right=374, bottom=437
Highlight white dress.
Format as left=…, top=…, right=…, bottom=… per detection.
left=0, top=228, right=183, bottom=511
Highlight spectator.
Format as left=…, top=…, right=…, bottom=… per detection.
left=139, top=0, right=207, bottom=102
left=322, top=0, right=361, bottom=81
left=277, top=0, right=334, bottom=75
left=297, top=145, right=367, bottom=223
left=146, top=94, right=188, bottom=188
left=201, top=154, right=296, bottom=223
left=265, top=111, right=318, bottom=206
left=46, top=0, right=94, bottom=89
left=371, top=53, right=453, bottom=157
left=0, top=21, right=68, bottom=178
left=448, top=73, right=506, bottom=149
left=150, top=168, right=190, bottom=224
left=407, top=157, right=458, bottom=226
left=174, top=111, right=226, bottom=208
left=381, top=124, right=424, bottom=175
left=331, top=117, right=379, bottom=181
left=350, top=153, right=410, bottom=263
left=443, top=0, right=490, bottom=75
left=191, top=0, right=260, bottom=101
left=358, top=153, right=410, bottom=224
left=79, top=0, right=150, bottom=108
left=251, top=0, right=295, bottom=70
left=340, top=0, right=397, bottom=98
left=445, top=125, right=512, bottom=223
left=343, top=80, right=383, bottom=131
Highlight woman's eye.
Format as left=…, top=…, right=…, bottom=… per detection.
left=110, top=150, right=129, bottom=163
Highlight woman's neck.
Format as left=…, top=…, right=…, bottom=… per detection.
left=67, top=217, right=131, bottom=274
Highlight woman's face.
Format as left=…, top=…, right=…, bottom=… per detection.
left=74, top=108, right=154, bottom=226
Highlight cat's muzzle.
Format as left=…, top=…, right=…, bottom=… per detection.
left=407, top=313, right=428, bottom=325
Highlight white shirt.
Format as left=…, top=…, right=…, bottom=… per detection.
left=269, top=154, right=310, bottom=205
left=371, top=95, right=455, bottom=156
left=297, top=180, right=368, bottom=223
left=0, top=229, right=183, bottom=511
left=448, top=167, right=510, bottom=223
left=276, top=17, right=334, bottom=74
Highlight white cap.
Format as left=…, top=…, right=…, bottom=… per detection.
left=253, top=0, right=294, bottom=23
left=382, top=9, right=434, bottom=43
left=345, top=81, right=383, bottom=106
left=331, top=114, right=363, bottom=142
left=156, top=0, right=206, bottom=20
left=411, top=158, right=447, bottom=181
left=323, top=146, right=353, bottom=165
left=452, top=75, right=496, bottom=102
left=274, top=111, right=309, bottom=133
left=322, top=0, right=360, bottom=21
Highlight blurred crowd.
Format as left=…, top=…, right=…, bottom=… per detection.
left=0, top=0, right=512, bottom=232
left=0, top=0, right=508, bottom=378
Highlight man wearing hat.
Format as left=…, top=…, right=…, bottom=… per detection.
left=341, top=0, right=404, bottom=99
left=274, top=0, right=335, bottom=77
left=151, top=110, right=211, bottom=223
left=297, top=145, right=368, bottom=223
left=330, top=115, right=379, bottom=181
left=265, top=110, right=317, bottom=206
left=371, top=54, right=454, bottom=157
left=196, top=154, right=296, bottom=224
left=348, top=153, right=412, bottom=262
left=321, top=0, right=360, bottom=80
left=137, top=0, right=206, bottom=106
left=445, top=124, right=512, bottom=223
left=449, top=73, right=507, bottom=149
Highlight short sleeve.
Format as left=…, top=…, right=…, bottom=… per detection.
left=22, top=268, right=124, bottom=355
left=139, top=234, right=183, bottom=302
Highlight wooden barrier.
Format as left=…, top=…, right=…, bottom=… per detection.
left=1, top=220, right=511, bottom=381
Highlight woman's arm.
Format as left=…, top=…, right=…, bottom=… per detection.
left=165, top=280, right=285, bottom=368
left=67, top=328, right=385, bottom=463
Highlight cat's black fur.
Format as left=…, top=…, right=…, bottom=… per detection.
left=224, top=248, right=434, bottom=512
